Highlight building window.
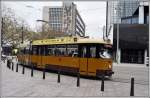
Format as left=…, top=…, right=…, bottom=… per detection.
left=146, top=15, right=149, bottom=24
left=121, top=16, right=138, bottom=24
left=132, top=16, right=138, bottom=24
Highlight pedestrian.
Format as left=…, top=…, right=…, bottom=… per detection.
left=7, top=56, right=12, bottom=69
left=7, top=59, right=11, bottom=69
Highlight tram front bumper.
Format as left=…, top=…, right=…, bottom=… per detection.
left=96, top=70, right=114, bottom=77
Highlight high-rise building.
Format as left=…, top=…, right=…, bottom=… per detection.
left=108, top=0, right=149, bottom=64
left=121, top=1, right=149, bottom=24
left=43, top=2, right=85, bottom=37
left=108, top=0, right=139, bottom=25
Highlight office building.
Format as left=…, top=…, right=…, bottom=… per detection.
left=108, top=0, right=149, bottom=64
left=107, top=0, right=139, bottom=25
left=43, top=2, right=85, bottom=37
left=121, top=1, right=149, bottom=24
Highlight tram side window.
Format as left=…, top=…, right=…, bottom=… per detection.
left=37, top=46, right=41, bottom=55
left=55, top=45, right=66, bottom=56
left=67, top=45, right=78, bottom=57
left=46, top=45, right=55, bottom=56
left=90, top=47, right=96, bottom=58
left=37, top=46, right=43, bottom=55
left=40, top=46, right=45, bottom=56
left=32, top=46, right=38, bottom=55
left=81, top=46, right=87, bottom=58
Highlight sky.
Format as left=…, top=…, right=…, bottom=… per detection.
left=2, top=1, right=107, bottom=39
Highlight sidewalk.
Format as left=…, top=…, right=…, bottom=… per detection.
left=113, top=63, right=148, bottom=67
left=1, top=60, right=149, bottom=97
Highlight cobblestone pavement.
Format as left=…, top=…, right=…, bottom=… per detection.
left=1, top=58, right=149, bottom=97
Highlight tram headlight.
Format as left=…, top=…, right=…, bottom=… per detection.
left=108, top=64, right=112, bottom=69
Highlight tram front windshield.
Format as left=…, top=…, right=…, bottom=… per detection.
left=99, top=45, right=112, bottom=59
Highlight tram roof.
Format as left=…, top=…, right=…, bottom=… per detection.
left=32, top=37, right=111, bottom=45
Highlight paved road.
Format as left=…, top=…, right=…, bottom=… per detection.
left=113, top=63, right=149, bottom=85
left=1, top=59, right=149, bottom=97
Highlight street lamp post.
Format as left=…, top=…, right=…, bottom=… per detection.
left=21, top=26, right=23, bottom=44
left=115, top=7, right=121, bottom=64
left=36, top=19, right=49, bottom=32
left=148, top=1, right=150, bottom=66
left=1, top=17, right=4, bottom=59
left=37, top=19, right=49, bottom=23
left=117, top=23, right=119, bottom=64
left=106, top=1, right=108, bottom=39
left=1, top=18, right=4, bottom=48
left=36, top=19, right=53, bottom=37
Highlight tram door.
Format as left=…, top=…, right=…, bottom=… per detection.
left=79, top=45, right=88, bottom=75
left=37, top=45, right=44, bottom=67
left=37, top=46, right=41, bottom=66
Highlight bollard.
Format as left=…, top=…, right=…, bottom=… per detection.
left=31, top=65, right=34, bottom=77
left=11, top=62, right=14, bottom=71
left=43, top=68, right=45, bottom=79
left=130, top=77, right=134, bottom=96
left=101, top=75, right=104, bottom=92
left=16, top=63, right=18, bottom=72
left=77, top=72, right=80, bottom=87
left=9, top=60, right=11, bottom=69
left=22, top=65, right=25, bottom=74
left=7, top=60, right=9, bottom=68
left=7, top=60, right=11, bottom=69
left=57, top=70, right=60, bottom=83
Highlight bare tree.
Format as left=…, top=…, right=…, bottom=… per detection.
left=2, top=6, right=34, bottom=48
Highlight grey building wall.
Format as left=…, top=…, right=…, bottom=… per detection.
left=75, top=9, right=85, bottom=37
left=62, top=2, right=85, bottom=37
left=62, top=2, right=76, bottom=36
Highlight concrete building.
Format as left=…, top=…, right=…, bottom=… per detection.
left=43, top=2, right=85, bottom=37
left=108, top=0, right=149, bottom=64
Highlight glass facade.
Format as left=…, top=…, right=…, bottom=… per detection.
left=132, top=16, right=139, bottom=24
left=110, top=1, right=149, bottom=64
left=121, top=49, right=144, bottom=64
left=121, top=16, right=138, bottom=24
left=108, top=1, right=120, bottom=24
left=109, top=0, right=139, bottom=24
left=113, top=24, right=149, bottom=64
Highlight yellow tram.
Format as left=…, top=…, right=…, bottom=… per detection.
left=17, top=37, right=114, bottom=77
